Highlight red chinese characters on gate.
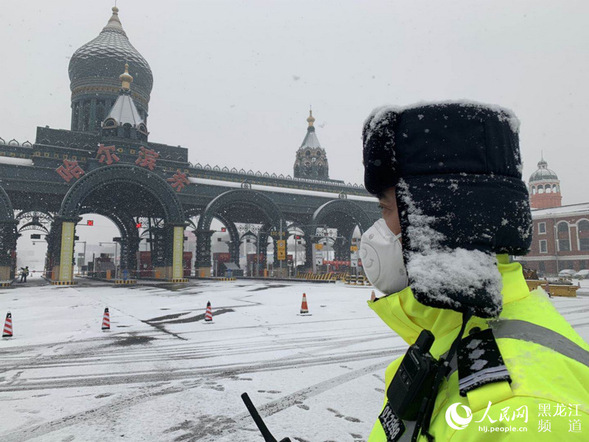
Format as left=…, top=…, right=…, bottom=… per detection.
left=56, top=159, right=85, bottom=183
left=135, top=146, right=159, bottom=170
left=167, top=169, right=190, bottom=192
left=96, top=144, right=120, bottom=165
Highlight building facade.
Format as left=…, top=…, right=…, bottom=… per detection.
left=528, top=157, right=562, bottom=209
left=0, top=6, right=378, bottom=283
left=518, top=158, right=589, bottom=275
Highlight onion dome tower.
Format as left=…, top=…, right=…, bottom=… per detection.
left=101, top=64, right=148, bottom=142
left=68, top=6, right=153, bottom=133
left=293, top=110, right=329, bottom=180
left=529, top=156, right=562, bottom=209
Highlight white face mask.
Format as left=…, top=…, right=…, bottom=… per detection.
left=360, top=219, right=408, bottom=295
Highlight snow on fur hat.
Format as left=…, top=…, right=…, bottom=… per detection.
left=363, top=101, right=532, bottom=318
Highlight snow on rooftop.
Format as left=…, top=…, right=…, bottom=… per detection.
left=106, top=93, right=144, bottom=126
left=0, top=156, right=34, bottom=166
left=189, top=176, right=377, bottom=203
left=300, top=129, right=321, bottom=149
left=532, top=202, right=589, bottom=218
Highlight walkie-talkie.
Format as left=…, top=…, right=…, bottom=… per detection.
left=241, top=393, right=292, bottom=442
left=386, top=330, right=438, bottom=421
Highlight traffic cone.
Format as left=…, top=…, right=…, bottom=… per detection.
left=300, top=293, right=309, bottom=314
left=204, top=301, right=213, bottom=322
left=102, top=308, right=110, bottom=331
left=2, top=312, right=13, bottom=338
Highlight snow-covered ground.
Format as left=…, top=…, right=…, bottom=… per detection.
left=1, top=278, right=588, bottom=442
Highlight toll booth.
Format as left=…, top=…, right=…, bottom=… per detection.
left=213, top=252, right=231, bottom=277
left=138, top=251, right=192, bottom=278
left=247, top=253, right=265, bottom=276
left=94, top=253, right=115, bottom=279
left=222, top=262, right=243, bottom=277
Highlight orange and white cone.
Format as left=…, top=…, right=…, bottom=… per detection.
left=2, top=312, right=13, bottom=338
left=204, top=301, right=213, bottom=322
left=300, top=293, right=309, bottom=314
left=102, top=308, right=110, bottom=331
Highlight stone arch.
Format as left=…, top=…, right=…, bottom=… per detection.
left=557, top=221, right=569, bottom=233
left=577, top=219, right=589, bottom=252
left=197, top=190, right=284, bottom=232
left=52, top=165, right=185, bottom=283
left=59, top=165, right=184, bottom=223
left=16, top=210, right=54, bottom=234
left=310, top=199, right=373, bottom=235
left=286, top=221, right=306, bottom=237
left=79, top=208, right=138, bottom=242
left=79, top=208, right=140, bottom=273
left=215, top=213, right=241, bottom=265
left=0, top=186, right=14, bottom=222
left=0, top=186, right=17, bottom=280
left=195, top=190, right=285, bottom=274
left=307, top=199, right=375, bottom=268
left=578, top=219, right=589, bottom=231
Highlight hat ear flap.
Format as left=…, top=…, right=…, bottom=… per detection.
left=363, top=109, right=399, bottom=195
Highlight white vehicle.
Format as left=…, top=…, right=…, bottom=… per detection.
left=574, top=269, right=589, bottom=280
left=558, top=269, right=577, bottom=278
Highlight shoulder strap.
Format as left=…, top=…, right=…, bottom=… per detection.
left=447, top=319, right=589, bottom=378
left=489, top=319, right=589, bottom=367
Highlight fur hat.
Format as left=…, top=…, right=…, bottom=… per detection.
left=363, top=102, right=532, bottom=317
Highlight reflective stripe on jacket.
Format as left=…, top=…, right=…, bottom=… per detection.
left=367, top=254, right=589, bottom=440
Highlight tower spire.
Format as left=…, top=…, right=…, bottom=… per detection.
left=294, top=109, right=329, bottom=180
left=102, top=5, right=126, bottom=36
left=307, top=109, right=315, bottom=127
left=119, top=63, right=133, bottom=90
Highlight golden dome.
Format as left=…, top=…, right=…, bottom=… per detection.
left=119, top=63, right=134, bottom=90
left=307, top=109, right=315, bottom=127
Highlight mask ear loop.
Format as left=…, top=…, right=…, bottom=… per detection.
left=411, top=309, right=474, bottom=442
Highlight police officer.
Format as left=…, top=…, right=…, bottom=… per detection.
left=360, top=102, right=589, bottom=441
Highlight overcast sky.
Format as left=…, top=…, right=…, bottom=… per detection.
left=1, top=0, right=588, bottom=205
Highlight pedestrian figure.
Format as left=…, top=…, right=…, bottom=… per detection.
left=361, top=102, right=589, bottom=440
left=19, top=267, right=26, bottom=283
left=23, top=266, right=29, bottom=283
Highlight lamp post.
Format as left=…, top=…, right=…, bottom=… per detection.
left=256, top=233, right=262, bottom=277
left=294, top=235, right=298, bottom=276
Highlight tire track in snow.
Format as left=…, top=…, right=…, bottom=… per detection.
left=176, top=354, right=406, bottom=442
left=0, top=381, right=204, bottom=442
left=0, top=330, right=393, bottom=372
left=0, top=346, right=403, bottom=393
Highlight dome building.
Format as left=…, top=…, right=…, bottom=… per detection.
left=293, top=110, right=329, bottom=180
left=101, top=63, right=149, bottom=142
left=68, top=6, right=153, bottom=133
left=529, top=157, right=562, bottom=209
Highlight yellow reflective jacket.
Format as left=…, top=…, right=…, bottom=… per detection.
left=367, top=255, right=589, bottom=440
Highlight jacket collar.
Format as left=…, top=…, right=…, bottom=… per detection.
left=367, top=254, right=530, bottom=356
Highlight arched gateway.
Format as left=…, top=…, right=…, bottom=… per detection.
left=0, top=186, right=18, bottom=282
left=48, top=165, right=187, bottom=284
left=195, top=189, right=286, bottom=276
left=1, top=6, right=380, bottom=282
left=306, top=199, right=374, bottom=264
